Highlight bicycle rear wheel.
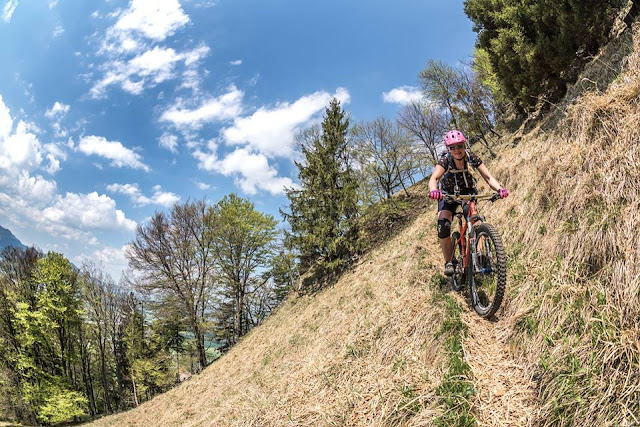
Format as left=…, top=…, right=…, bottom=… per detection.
left=450, top=231, right=465, bottom=291
left=471, top=223, right=506, bottom=318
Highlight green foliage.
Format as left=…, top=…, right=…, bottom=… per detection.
left=211, top=193, right=278, bottom=343
left=36, top=385, right=87, bottom=424
left=464, top=0, right=626, bottom=111
left=283, top=99, right=360, bottom=276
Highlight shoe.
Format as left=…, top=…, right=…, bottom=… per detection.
left=444, top=261, right=454, bottom=276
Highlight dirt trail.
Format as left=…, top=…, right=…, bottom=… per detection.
left=460, top=305, right=539, bottom=427
left=425, top=235, right=539, bottom=426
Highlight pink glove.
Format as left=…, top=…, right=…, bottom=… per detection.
left=499, top=188, right=509, bottom=199
left=429, top=190, right=443, bottom=200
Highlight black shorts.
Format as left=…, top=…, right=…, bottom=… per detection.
left=437, top=188, right=477, bottom=214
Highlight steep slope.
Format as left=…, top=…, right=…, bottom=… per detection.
left=89, top=191, right=450, bottom=426
left=88, top=22, right=640, bottom=427
left=470, top=24, right=640, bottom=426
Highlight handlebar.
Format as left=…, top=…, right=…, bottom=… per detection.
left=442, top=192, right=501, bottom=202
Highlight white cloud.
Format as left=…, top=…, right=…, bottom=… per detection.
left=0, top=121, right=43, bottom=171
left=3, top=171, right=57, bottom=204
left=0, top=96, right=14, bottom=141
left=78, top=135, right=150, bottom=171
left=230, top=59, right=242, bottom=66
left=91, top=45, right=210, bottom=98
left=45, top=101, right=70, bottom=118
left=107, top=183, right=180, bottom=207
left=222, top=87, right=350, bottom=158
left=44, top=154, right=61, bottom=174
left=160, top=85, right=243, bottom=128
left=113, top=0, right=189, bottom=42
left=194, top=146, right=294, bottom=195
left=48, top=0, right=58, bottom=9
left=196, top=181, right=210, bottom=190
left=0, top=96, right=135, bottom=249
left=158, top=133, right=178, bottom=153
left=43, top=192, right=137, bottom=233
left=75, top=244, right=132, bottom=281
left=2, top=0, right=18, bottom=23
left=53, top=24, right=64, bottom=37
left=382, top=86, right=424, bottom=105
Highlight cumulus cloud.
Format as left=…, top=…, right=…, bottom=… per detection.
left=2, top=0, right=18, bottom=23
left=91, top=45, right=210, bottom=98
left=196, top=181, right=210, bottom=190
left=160, top=84, right=243, bottom=128
left=45, top=102, right=70, bottom=118
left=230, top=59, right=242, bottom=65
left=382, top=86, right=424, bottom=105
left=0, top=121, right=43, bottom=171
left=43, top=192, right=137, bottom=233
left=113, top=0, right=189, bottom=42
left=0, top=96, right=135, bottom=248
left=194, top=144, right=294, bottom=195
left=78, top=135, right=150, bottom=171
left=222, top=87, right=350, bottom=158
left=107, top=183, right=180, bottom=207
left=158, top=132, right=178, bottom=153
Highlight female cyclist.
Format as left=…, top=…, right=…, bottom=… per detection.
left=428, top=130, right=509, bottom=276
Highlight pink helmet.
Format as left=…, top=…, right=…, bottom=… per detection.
left=444, top=130, right=466, bottom=147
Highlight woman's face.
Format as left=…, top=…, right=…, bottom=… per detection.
left=448, top=143, right=465, bottom=160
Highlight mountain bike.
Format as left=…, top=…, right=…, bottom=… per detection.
left=445, top=192, right=507, bottom=318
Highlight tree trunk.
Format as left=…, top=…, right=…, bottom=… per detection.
left=191, top=316, right=207, bottom=370
left=99, top=342, right=112, bottom=414
left=131, top=374, right=139, bottom=407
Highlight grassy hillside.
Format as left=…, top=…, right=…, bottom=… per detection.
left=87, top=184, right=463, bottom=426
left=87, top=24, right=640, bottom=427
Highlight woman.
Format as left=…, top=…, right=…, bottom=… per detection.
left=428, top=130, right=509, bottom=276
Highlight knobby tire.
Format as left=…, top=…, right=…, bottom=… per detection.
left=471, top=223, right=507, bottom=318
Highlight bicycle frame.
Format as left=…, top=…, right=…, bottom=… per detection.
left=454, top=200, right=481, bottom=271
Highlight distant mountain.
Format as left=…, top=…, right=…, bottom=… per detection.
left=0, top=225, right=26, bottom=250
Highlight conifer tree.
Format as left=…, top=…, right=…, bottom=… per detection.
left=464, top=0, right=626, bottom=111
left=283, top=99, right=359, bottom=276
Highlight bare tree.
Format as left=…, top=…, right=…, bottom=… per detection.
left=127, top=200, right=216, bottom=370
left=397, top=100, right=449, bottom=165
left=352, top=117, right=419, bottom=202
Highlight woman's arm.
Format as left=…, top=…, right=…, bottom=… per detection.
left=476, top=163, right=502, bottom=191
left=428, top=165, right=446, bottom=192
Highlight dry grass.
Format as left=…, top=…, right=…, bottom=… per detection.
left=83, top=22, right=640, bottom=427
left=86, top=193, right=457, bottom=427
left=474, top=22, right=640, bottom=427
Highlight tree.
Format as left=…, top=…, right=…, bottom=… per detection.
left=283, top=98, right=360, bottom=274
left=397, top=100, right=449, bottom=166
left=419, top=60, right=499, bottom=155
left=464, top=0, right=626, bottom=111
left=211, top=194, right=278, bottom=343
left=127, top=200, right=216, bottom=370
left=352, top=117, right=418, bottom=202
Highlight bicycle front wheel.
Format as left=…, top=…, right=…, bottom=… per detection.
left=471, top=223, right=507, bottom=318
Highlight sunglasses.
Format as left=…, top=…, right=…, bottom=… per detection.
left=449, top=144, right=465, bottom=151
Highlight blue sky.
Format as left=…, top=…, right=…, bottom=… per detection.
left=0, top=0, right=476, bottom=279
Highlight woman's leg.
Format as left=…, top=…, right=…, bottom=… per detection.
left=437, top=209, right=454, bottom=263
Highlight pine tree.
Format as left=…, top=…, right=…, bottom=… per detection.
left=283, top=98, right=359, bottom=277
left=464, top=0, right=626, bottom=111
